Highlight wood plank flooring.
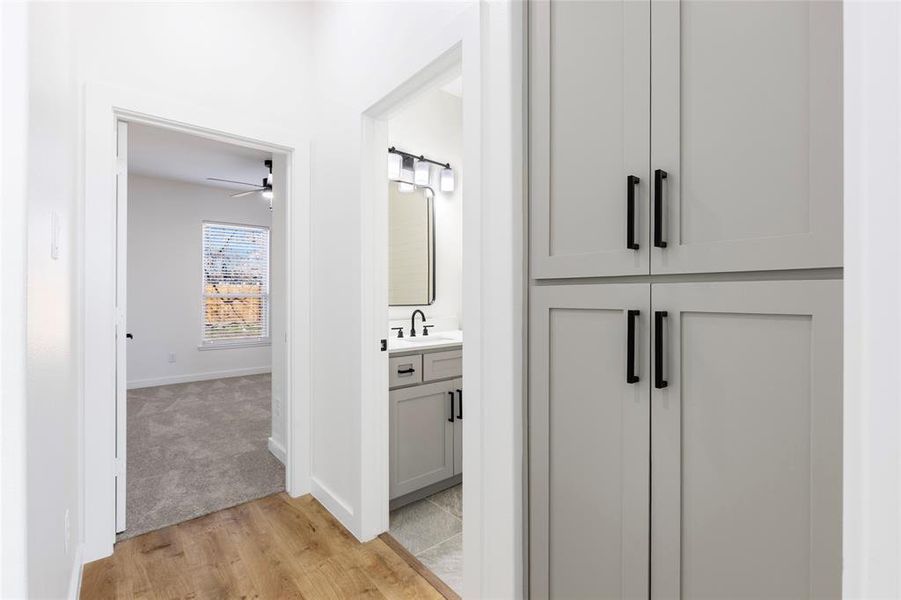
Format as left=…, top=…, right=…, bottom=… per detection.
left=81, top=493, right=447, bottom=600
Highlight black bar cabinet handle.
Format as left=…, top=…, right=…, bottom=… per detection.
left=627, top=175, right=640, bottom=250
left=655, top=311, right=668, bottom=389
left=397, top=367, right=415, bottom=375
left=654, top=169, right=668, bottom=248
left=456, top=389, right=463, bottom=419
left=448, top=392, right=455, bottom=423
left=627, top=310, right=640, bottom=384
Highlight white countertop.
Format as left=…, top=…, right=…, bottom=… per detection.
left=388, top=329, right=463, bottom=354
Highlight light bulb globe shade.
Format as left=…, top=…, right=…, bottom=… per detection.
left=400, top=156, right=414, bottom=183
left=414, top=159, right=431, bottom=186
left=262, top=189, right=274, bottom=200
left=398, top=181, right=415, bottom=193
left=387, top=153, right=402, bottom=180
left=440, top=167, right=455, bottom=192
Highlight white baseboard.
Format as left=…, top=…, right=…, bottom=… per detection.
left=127, top=366, right=271, bottom=389
left=67, top=543, right=84, bottom=600
left=267, top=436, right=286, bottom=464
left=311, top=476, right=357, bottom=539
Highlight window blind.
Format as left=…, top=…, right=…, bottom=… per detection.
left=201, top=222, right=270, bottom=344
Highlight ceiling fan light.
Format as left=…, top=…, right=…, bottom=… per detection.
left=440, top=167, right=455, bottom=192
left=262, top=189, right=273, bottom=200
left=387, top=152, right=402, bottom=179
left=414, top=159, right=431, bottom=186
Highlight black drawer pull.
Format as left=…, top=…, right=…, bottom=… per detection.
left=655, top=311, right=668, bottom=389
left=448, top=392, right=455, bottom=423
left=456, top=389, right=463, bottom=419
left=397, top=367, right=415, bottom=375
left=627, top=310, right=640, bottom=384
left=654, top=169, right=668, bottom=248
left=627, top=175, right=640, bottom=250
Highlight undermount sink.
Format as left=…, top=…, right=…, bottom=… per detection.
left=387, top=330, right=463, bottom=352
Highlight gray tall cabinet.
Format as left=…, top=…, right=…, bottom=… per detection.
left=528, top=1, right=843, bottom=598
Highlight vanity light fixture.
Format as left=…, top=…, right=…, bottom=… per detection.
left=440, top=167, right=455, bottom=192
left=400, top=155, right=415, bottom=183
left=387, top=152, right=403, bottom=180
left=414, top=159, right=431, bottom=186
left=388, top=146, right=454, bottom=194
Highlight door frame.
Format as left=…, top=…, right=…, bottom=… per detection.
left=83, top=82, right=311, bottom=561
left=358, top=4, right=529, bottom=597
left=358, top=42, right=467, bottom=538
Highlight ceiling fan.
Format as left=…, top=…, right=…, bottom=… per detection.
left=207, top=159, right=273, bottom=199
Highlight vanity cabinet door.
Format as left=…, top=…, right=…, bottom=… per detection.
left=650, top=280, right=842, bottom=599
left=389, top=379, right=456, bottom=499
left=530, top=0, right=651, bottom=279
left=530, top=284, right=650, bottom=599
left=650, top=0, right=842, bottom=274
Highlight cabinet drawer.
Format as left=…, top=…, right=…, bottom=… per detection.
left=389, top=355, right=422, bottom=388
left=423, top=349, right=462, bottom=382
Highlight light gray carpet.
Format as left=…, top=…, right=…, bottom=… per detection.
left=118, top=373, right=284, bottom=540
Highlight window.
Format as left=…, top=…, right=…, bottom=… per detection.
left=201, top=222, right=270, bottom=346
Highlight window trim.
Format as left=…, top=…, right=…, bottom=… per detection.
left=200, top=220, right=271, bottom=347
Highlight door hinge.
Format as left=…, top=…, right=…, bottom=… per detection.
left=380, top=339, right=387, bottom=352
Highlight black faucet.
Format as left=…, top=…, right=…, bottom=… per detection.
left=410, top=309, right=426, bottom=337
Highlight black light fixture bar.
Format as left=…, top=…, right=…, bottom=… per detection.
left=388, top=146, right=451, bottom=169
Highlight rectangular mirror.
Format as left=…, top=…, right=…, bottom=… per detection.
left=389, top=185, right=435, bottom=306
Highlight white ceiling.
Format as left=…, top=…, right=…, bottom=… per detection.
left=440, top=75, right=463, bottom=98
left=128, top=123, right=272, bottom=191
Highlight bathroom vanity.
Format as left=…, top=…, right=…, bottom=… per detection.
left=388, top=331, right=462, bottom=507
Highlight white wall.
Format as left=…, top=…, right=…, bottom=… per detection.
left=1, top=2, right=30, bottom=597
left=310, top=3, right=526, bottom=598
left=24, top=3, right=83, bottom=597
left=843, top=2, right=901, bottom=597
left=307, top=0, right=470, bottom=534
left=20, top=0, right=313, bottom=575
left=387, top=88, right=463, bottom=331
left=126, top=175, right=272, bottom=388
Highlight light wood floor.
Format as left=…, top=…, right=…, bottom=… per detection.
left=81, top=493, right=446, bottom=600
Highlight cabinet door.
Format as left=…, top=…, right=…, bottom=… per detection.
left=530, top=284, right=650, bottom=599
left=651, top=0, right=842, bottom=274
left=453, top=378, right=463, bottom=476
left=530, top=0, right=650, bottom=278
left=650, top=280, right=841, bottom=599
left=390, top=379, right=455, bottom=499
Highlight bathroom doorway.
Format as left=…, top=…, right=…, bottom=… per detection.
left=382, top=80, right=464, bottom=595
left=358, top=44, right=479, bottom=599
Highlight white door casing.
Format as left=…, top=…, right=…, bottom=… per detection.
left=115, top=120, right=128, bottom=533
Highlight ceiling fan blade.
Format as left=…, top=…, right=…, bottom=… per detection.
left=230, top=190, right=259, bottom=198
left=207, top=177, right=261, bottom=187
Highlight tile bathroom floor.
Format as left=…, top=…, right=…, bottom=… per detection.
left=389, top=484, right=463, bottom=595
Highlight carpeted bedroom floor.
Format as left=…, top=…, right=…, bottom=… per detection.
left=118, top=373, right=284, bottom=540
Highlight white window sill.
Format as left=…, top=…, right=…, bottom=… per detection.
left=198, top=339, right=271, bottom=351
